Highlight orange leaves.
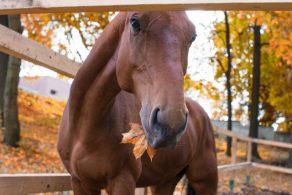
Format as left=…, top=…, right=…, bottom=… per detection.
left=146, top=145, right=157, bottom=161
left=0, top=90, right=66, bottom=174
left=121, top=123, right=144, bottom=145
left=21, top=12, right=114, bottom=53
left=121, top=123, right=157, bottom=161
left=18, top=89, right=66, bottom=117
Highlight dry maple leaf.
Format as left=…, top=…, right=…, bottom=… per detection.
left=121, top=123, right=157, bottom=161
left=132, top=135, right=148, bottom=159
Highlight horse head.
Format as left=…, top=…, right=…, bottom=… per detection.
left=116, top=12, right=196, bottom=149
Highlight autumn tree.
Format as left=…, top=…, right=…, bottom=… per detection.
left=2, top=15, right=22, bottom=147
left=214, top=12, right=291, bottom=125
left=0, top=15, right=9, bottom=128
left=218, top=11, right=233, bottom=156
left=209, top=11, right=292, bottom=158
left=249, top=24, right=261, bottom=158
left=21, top=12, right=114, bottom=61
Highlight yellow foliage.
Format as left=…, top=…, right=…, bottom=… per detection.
left=21, top=12, right=114, bottom=61
left=211, top=11, right=292, bottom=130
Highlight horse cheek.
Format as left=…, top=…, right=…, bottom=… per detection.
left=116, top=63, right=134, bottom=93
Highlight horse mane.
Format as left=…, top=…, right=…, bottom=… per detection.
left=68, top=13, right=126, bottom=118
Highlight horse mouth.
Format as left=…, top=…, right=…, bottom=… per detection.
left=140, top=108, right=188, bottom=149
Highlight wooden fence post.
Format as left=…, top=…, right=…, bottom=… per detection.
left=231, top=135, right=237, bottom=164
left=247, top=140, right=252, bottom=162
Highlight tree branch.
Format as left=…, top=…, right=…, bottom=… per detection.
left=217, top=58, right=228, bottom=78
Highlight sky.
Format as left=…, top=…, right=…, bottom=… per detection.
left=19, top=11, right=224, bottom=116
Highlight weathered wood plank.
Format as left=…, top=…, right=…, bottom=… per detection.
left=213, top=125, right=235, bottom=137
left=0, top=24, right=81, bottom=78
left=0, top=0, right=292, bottom=15
left=218, top=162, right=252, bottom=172
left=252, top=163, right=292, bottom=174
left=0, top=163, right=291, bottom=194
left=247, top=140, right=252, bottom=162
left=0, top=173, right=71, bottom=194
left=213, top=125, right=292, bottom=149
left=217, top=162, right=292, bottom=174
left=231, top=135, right=238, bottom=164
left=250, top=138, right=292, bottom=149
left=0, top=173, right=147, bottom=194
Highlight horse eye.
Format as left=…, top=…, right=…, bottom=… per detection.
left=130, top=17, right=141, bottom=33
left=191, top=33, right=197, bottom=42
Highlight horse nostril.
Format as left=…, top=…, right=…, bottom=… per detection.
left=150, top=107, right=160, bottom=128
left=182, top=113, right=188, bottom=131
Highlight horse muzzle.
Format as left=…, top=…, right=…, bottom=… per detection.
left=140, top=106, right=188, bottom=149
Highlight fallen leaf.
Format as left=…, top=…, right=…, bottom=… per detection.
left=121, top=123, right=157, bottom=161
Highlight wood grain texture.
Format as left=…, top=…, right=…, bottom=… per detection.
left=0, top=24, right=81, bottom=78
left=213, top=125, right=292, bottom=149
left=247, top=140, right=252, bottom=162
left=0, top=0, right=292, bottom=15
left=0, top=173, right=148, bottom=194
left=218, top=162, right=292, bottom=174
left=218, top=162, right=252, bottom=171
left=0, top=173, right=71, bottom=194
left=231, top=135, right=238, bottom=164
left=252, top=163, right=292, bottom=174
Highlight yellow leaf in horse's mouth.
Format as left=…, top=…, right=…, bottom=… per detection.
left=121, top=123, right=157, bottom=161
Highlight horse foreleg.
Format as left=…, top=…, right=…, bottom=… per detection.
left=106, top=159, right=141, bottom=195
left=186, top=149, right=218, bottom=195
left=150, top=174, right=183, bottom=195
left=71, top=177, right=101, bottom=195
left=106, top=171, right=136, bottom=195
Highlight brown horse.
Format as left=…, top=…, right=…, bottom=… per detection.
left=57, top=11, right=218, bottom=195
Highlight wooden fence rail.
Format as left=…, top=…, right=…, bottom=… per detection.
left=0, top=173, right=144, bottom=195
left=214, top=126, right=292, bottom=149
left=1, top=0, right=292, bottom=15
left=1, top=126, right=291, bottom=194
left=0, top=24, right=81, bottom=78
left=0, top=173, right=71, bottom=195
left=213, top=126, right=292, bottom=175
left=217, top=162, right=252, bottom=172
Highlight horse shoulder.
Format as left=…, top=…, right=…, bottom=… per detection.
left=185, top=98, right=215, bottom=154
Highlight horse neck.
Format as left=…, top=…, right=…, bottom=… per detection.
left=68, top=13, right=126, bottom=132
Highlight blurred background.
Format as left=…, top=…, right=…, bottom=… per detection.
left=0, top=10, right=291, bottom=194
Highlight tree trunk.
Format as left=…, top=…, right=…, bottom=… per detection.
left=224, top=11, right=233, bottom=157
left=249, top=25, right=261, bottom=159
left=3, top=15, right=22, bottom=147
left=0, top=15, right=9, bottom=127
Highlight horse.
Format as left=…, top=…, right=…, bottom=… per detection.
left=57, top=11, right=218, bottom=195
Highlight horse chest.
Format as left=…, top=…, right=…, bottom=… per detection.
left=70, top=141, right=131, bottom=184
left=137, top=136, right=193, bottom=186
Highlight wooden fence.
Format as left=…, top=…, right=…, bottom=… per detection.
left=1, top=126, right=291, bottom=194
left=0, top=0, right=292, bottom=194
left=0, top=24, right=80, bottom=78
left=214, top=126, right=292, bottom=175
left=1, top=0, right=292, bottom=15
